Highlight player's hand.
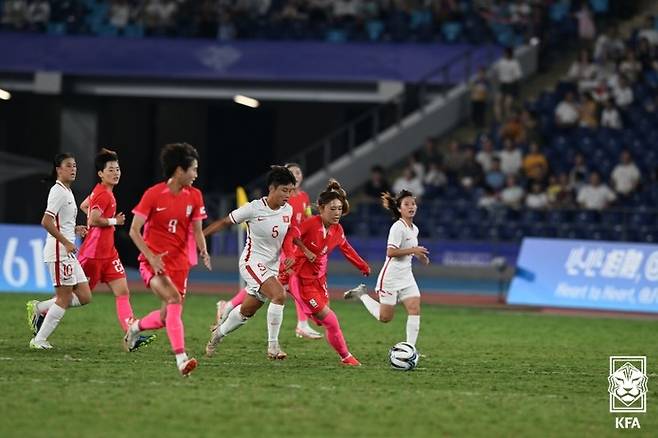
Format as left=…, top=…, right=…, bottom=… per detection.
left=417, top=253, right=430, bottom=265
left=115, top=212, right=126, bottom=226
left=413, top=246, right=429, bottom=257
left=283, top=257, right=295, bottom=270
left=148, top=251, right=167, bottom=275
left=361, top=265, right=371, bottom=276
left=200, top=250, right=212, bottom=271
left=75, top=225, right=88, bottom=238
left=64, top=240, right=77, bottom=255
left=303, top=249, right=316, bottom=263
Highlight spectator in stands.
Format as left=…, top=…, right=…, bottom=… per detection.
left=499, top=110, right=526, bottom=144
left=619, top=50, right=642, bottom=83
left=594, top=25, right=626, bottom=63
left=392, top=167, right=424, bottom=198
left=498, top=139, right=522, bottom=176
left=217, top=10, right=237, bottom=41
left=500, top=175, right=525, bottom=209
left=363, top=165, right=391, bottom=200
left=424, top=161, right=447, bottom=191
left=25, top=0, right=49, bottom=32
left=494, top=47, right=522, bottom=122
left=577, top=171, right=616, bottom=210
left=459, top=147, right=484, bottom=189
left=442, top=140, right=466, bottom=182
left=566, top=50, right=599, bottom=92
left=108, top=0, right=132, bottom=33
left=470, top=67, right=490, bottom=128
left=144, top=0, right=178, bottom=36
left=522, top=142, right=548, bottom=182
left=2, top=0, right=27, bottom=29
left=638, top=15, right=658, bottom=47
left=592, top=79, right=610, bottom=104
left=612, top=75, right=633, bottom=109
left=547, top=173, right=574, bottom=207
left=407, top=152, right=425, bottom=182
left=611, top=150, right=641, bottom=197
left=568, top=152, right=588, bottom=192
left=475, top=136, right=495, bottom=172
left=485, top=157, right=506, bottom=191
left=419, top=137, right=441, bottom=164
left=574, top=3, right=596, bottom=47
left=554, top=91, right=579, bottom=129
left=600, top=98, right=623, bottom=129
left=477, top=186, right=501, bottom=209
left=525, top=182, right=549, bottom=210
left=579, top=92, right=598, bottom=128
left=520, top=108, right=541, bottom=145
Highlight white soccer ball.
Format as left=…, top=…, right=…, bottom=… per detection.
left=389, top=342, right=419, bottom=371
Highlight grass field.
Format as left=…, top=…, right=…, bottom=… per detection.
left=0, top=292, right=656, bottom=437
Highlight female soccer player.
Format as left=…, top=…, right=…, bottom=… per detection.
left=213, top=162, right=322, bottom=339
left=204, top=166, right=297, bottom=360
left=286, top=180, right=370, bottom=365
left=123, top=143, right=211, bottom=376
left=344, top=190, right=429, bottom=347
left=28, top=153, right=91, bottom=349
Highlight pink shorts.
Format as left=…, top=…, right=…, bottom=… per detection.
left=139, top=262, right=189, bottom=296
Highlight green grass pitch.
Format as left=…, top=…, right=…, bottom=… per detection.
left=0, top=292, right=656, bottom=437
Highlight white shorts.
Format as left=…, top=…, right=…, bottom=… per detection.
left=377, top=283, right=420, bottom=306
left=47, top=256, right=88, bottom=287
left=239, top=261, right=277, bottom=303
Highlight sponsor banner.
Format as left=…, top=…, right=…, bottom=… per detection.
left=0, top=224, right=51, bottom=293
left=507, top=238, right=658, bottom=313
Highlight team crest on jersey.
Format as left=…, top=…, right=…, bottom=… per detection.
left=186, top=205, right=193, bottom=217
left=283, top=216, right=290, bottom=223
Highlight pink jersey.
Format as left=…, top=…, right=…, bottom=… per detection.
left=79, top=183, right=118, bottom=260
left=132, top=182, right=206, bottom=271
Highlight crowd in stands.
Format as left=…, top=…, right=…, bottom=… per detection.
left=0, top=0, right=616, bottom=44
left=356, top=13, right=658, bottom=242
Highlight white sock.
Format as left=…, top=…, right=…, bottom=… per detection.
left=70, top=294, right=81, bottom=307
left=35, top=303, right=66, bottom=341
left=359, top=294, right=381, bottom=320
left=219, top=305, right=248, bottom=337
left=175, top=352, right=189, bottom=367
left=406, top=315, right=420, bottom=346
left=297, top=319, right=310, bottom=329
left=36, top=298, right=56, bottom=314
left=267, top=303, right=284, bottom=348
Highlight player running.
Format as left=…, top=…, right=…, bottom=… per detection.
left=123, top=143, right=211, bottom=376
left=213, top=162, right=322, bottom=339
left=204, top=166, right=297, bottom=360
left=344, top=190, right=429, bottom=347
left=28, top=153, right=91, bottom=349
left=286, top=180, right=370, bottom=365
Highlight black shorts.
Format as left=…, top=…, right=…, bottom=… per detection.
left=500, top=82, right=519, bottom=97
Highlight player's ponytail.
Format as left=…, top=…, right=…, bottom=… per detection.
left=317, top=179, right=350, bottom=215
left=42, top=152, right=75, bottom=183
left=381, top=190, right=414, bottom=220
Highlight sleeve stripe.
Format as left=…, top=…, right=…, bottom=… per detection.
left=132, top=210, right=148, bottom=219
left=387, top=244, right=399, bottom=249
left=229, top=212, right=237, bottom=224
left=45, top=210, right=56, bottom=218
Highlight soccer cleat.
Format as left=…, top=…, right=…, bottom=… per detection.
left=341, top=354, right=361, bottom=366
left=26, top=300, right=40, bottom=335
left=178, top=357, right=198, bottom=377
left=295, top=326, right=322, bottom=339
left=123, top=319, right=140, bottom=352
left=205, top=324, right=224, bottom=357
left=129, top=334, right=157, bottom=352
left=215, top=300, right=231, bottom=326
left=267, top=345, right=288, bottom=360
left=344, top=283, right=367, bottom=300
left=29, top=338, right=53, bottom=350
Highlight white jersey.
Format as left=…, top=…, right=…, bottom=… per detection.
left=229, top=197, right=293, bottom=273
left=376, top=219, right=419, bottom=292
left=43, top=181, right=78, bottom=263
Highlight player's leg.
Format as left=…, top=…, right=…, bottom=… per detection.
left=313, top=303, right=360, bottom=366
left=30, top=285, right=72, bottom=349
left=291, top=276, right=321, bottom=339
left=108, top=277, right=133, bottom=331
left=400, top=285, right=421, bottom=346
left=215, top=288, right=248, bottom=325
left=344, top=283, right=392, bottom=322
left=257, top=276, right=288, bottom=359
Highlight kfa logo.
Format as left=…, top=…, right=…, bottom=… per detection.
left=186, top=205, right=193, bottom=217
left=609, top=356, right=647, bottom=429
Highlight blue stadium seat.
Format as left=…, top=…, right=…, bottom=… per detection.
left=47, top=22, right=67, bottom=35
left=366, top=20, right=384, bottom=41
left=441, top=22, right=463, bottom=42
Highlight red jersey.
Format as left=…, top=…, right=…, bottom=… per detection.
left=132, top=182, right=207, bottom=271
left=287, top=190, right=311, bottom=226
left=79, top=183, right=118, bottom=260
left=286, top=216, right=369, bottom=280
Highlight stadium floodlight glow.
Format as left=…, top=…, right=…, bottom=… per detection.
left=0, top=88, right=11, bottom=100
left=233, top=94, right=260, bottom=108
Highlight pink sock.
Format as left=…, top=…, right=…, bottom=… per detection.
left=138, top=310, right=165, bottom=331
left=289, top=279, right=308, bottom=324
left=165, top=303, right=185, bottom=355
left=115, top=295, right=133, bottom=331
left=230, top=288, right=247, bottom=307
left=321, top=310, right=349, bottom=359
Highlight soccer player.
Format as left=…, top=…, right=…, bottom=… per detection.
left=28, top=153, right=91, bottom=349
left=286, top=180, right=370, bottom=365
left=123, top=143, right=211, bottom=376
left=213, top=162, right=322, bottom=339
left=344, top=190, right=429, bottom=347
left=204, top=166, right=297, bottom=360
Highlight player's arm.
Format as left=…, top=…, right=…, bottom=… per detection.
left=41, top=213, right=76, bottom=254
left=339, top=238, right=370, bottom=276
left=128, top=214, right=165, bottom=274
left=80, top=196, right=90, bottom=216
left=192, top=220, right=211, bottom=270
left=88, top=208, right=125, bottom=227
left=202, top=216, right=233, bottom=237
left=387, top=246, right=429, bottom=258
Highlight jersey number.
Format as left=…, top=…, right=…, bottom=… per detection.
left=112, top=259, right=125, bottom=274
left=271, top=225, right=279, bottom=238
left=168, top=219, right=177, bottom=234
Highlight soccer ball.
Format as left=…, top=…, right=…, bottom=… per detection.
left=389, top=342, right=419, bottom=371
